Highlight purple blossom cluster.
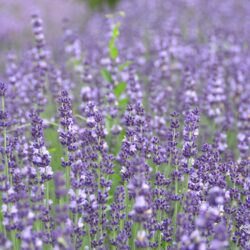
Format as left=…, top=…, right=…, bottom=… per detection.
left=0, top=0, right=250, bottom=249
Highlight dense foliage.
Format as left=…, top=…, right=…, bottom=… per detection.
left=85, top=0, right=120, bottom=10
left=0, top=0, right=250, bottom=249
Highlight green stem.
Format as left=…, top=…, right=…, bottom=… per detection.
left=2, top=96, right=9, bottom=181
left=125, top=181, right=129, bottom=219
left=74, top=213, right=79, bottom=247
left=172, top=174, right=179, bottom=242
left=74, top=114, right=87, bottom=121
left=131, top=222, right=138, bottom=250
left=184, top=157, right=192, bottom=190
left=97, top=163, right=103, bottom=237
left=228, top=182, right=236, bottom=247
left=35, top=167, right=42, bottom=233
left=66, top=162, right=70, bottom=191
left=1, top=96, right=8, bottom=238
left=62, top=145, right=70, bottom=202
left=11, top=230, right=17, bottom=250
left=7, top=121, right=58, bottom=134
left=7, top=123, right=31, bottom=133
left=46, top=181, right=50, bottom=204
left=157, top=220, right=162, bottom=250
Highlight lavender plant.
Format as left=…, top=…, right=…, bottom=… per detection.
left=0, top=0, right=250, bottom=249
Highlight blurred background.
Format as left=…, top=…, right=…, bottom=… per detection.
left=0, top=0, right=119, bottom=50
left=1, top=0, right=249, bottom=57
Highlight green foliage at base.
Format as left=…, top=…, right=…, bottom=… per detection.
left=84, top=0, right=120, bottom=10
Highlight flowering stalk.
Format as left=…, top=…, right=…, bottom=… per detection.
left=2, top=100, right=8, bottom=180
left=182, top=108, right=199, bottom=194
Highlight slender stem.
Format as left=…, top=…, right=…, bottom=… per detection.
left=172, top=173, right=179, bottom=242
left=97, top=159, right=103, bottom=237
left=183, top=159, right=190, bottom=192
left=74, top=114, right=87, bottom=121
left=74, top=213, right=79, bottom=247
left=66, top=159, right=70, bottom=191
left=2, top=96, right=9, bottom=180
left=180, top=157, right=192, bottom=214
left=7, top=123, right=31, bottom=133
left=157, top=218, right=162, bottom=250
left=1, top=96, right=8, bottom=238
left=228, top=182, right=236, bottom=247
left=61, top=130, right=70, bottom=201
left=125, top=181, right=129, bottom=219
left=35, top=167, right=42, bottom=232
left=11, top=230, right=17, bottom=250
left=47, top=121, right=59, bottom=127
left=6, top=121, right=58, bottom=134
left=131, top=222, right=138, bottom=250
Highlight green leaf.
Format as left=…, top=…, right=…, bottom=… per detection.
left=118, top=98, right=129, bottom=113
left=101, top=68, right=113, bottom=82
left=72, top=58, right=81, bottom=67
left=48, top=147, right=57, bottom=153
left=105, top=114, right=113, bottom=133
left=108, top=37, right=115, bottom=50
left=118, top=98, right=129, bottom=108
left=107, top=196, right=113, bottom=201
left=118, top=61, right=132, bottom=71
left=112, top=24, right=120, bottom=38
left=108, top=23, right=120, bottom=60
left=105, top=205, right=112, bottom=212
left=110, top=47, right=118, bottom=60
left=44, top=127, right=63, bottom=172
left=114, top=82, right=127, bottom=97
left=113, top=129, right=126, bottom=155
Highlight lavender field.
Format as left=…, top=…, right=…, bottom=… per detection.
left=0, top=0, right=250, bottom=249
